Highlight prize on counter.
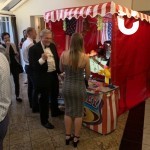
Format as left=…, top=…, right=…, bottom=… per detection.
left=98, top=67, right=111, bottom=85
left=90, top=55, right=111, bottom=85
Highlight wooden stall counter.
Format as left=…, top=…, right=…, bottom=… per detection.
left=83, top=80, right=120, bottom=135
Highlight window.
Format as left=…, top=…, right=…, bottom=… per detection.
left=0, top=15, right=13, bottom=42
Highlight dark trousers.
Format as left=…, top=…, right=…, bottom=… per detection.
left=25, top=65, right=34, bottom=108
left=32, top=89, right=40, bottom=111
left=32, top=72, right=59, bottom=124
left=11, top=71, right=20, bottom=97
left=0, top=114, right=9, bottom=150
left=33, top=87, right=49, bottom=124
left=49, top=73, right=59, bottom=116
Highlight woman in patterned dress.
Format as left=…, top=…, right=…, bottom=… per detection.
left=60, top=33, right=90, bottom=147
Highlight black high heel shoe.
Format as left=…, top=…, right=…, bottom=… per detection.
left=73, top=136, right=80, bottom=148
left=66, top=134, right=73, bottom=145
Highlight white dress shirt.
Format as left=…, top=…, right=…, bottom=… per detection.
left=39, top=42, right=56, bottom=72
left=22, top=37, right=34, bottom=65
left=0, top=53, right=11, bottom=122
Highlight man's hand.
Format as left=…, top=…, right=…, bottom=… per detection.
left=41, top=53, right=48, bottom=61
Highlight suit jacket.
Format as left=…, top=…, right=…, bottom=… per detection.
left=2, top=43, right=23, bottom=74
left=29, top=41, right=60, bottom=88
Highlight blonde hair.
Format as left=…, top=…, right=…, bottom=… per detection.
left=69, top=33, right=84, bottom=70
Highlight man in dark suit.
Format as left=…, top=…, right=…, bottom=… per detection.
left=29, top=29, right=62, bottom=129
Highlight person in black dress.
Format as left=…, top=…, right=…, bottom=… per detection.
left=1, top=32, right=22, bottom=102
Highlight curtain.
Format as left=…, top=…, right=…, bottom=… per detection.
left=111, top=15, right=150, bottom=115
left=50, top=20, right=66, bottom=56
left=11, top=16, right=19, bottom=52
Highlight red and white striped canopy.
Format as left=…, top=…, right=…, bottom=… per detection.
left=44, top=1, right=150, bottom=23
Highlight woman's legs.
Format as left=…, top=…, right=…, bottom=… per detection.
left=73, top=117, right=82, bottom=147
left=74, top=117, right=82, bottom=137
left=64, top=115, right=82, bottom=147
left=65, top=116, right=82, bottom=137
left=64, top=115, right=73, bottom=136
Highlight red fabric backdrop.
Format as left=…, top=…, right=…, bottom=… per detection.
left=49, top=17, right=98, bottom=56
left=111, top=15, right=150, bottom=115
left=50, top=20, right=66, bottom=56
left=83, top=17, right=97, bottom=53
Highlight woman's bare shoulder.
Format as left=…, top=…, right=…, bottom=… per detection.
left=63, top=50, right=70, bottom=56
left=81, top=53, right=89, bottom=60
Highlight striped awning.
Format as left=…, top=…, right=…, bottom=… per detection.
left=44, top=1, right=150, bottom=23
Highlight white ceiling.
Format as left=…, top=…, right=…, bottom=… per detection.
left=0, top=0, right=22, bottom=11
left=0, top=0, right=7, bottom=4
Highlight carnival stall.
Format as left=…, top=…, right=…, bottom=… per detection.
left=44, top=1, right=150, bottom=133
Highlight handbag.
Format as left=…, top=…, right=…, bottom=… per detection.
left=16, top=62, right=24, bottom=74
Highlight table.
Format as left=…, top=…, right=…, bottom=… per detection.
left=83, top=80, right=120, bottom=135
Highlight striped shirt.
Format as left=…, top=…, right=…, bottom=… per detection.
left=0, top=53, right=11, bottom=122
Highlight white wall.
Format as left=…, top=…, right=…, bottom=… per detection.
left=132, top=0, right=150, bottom=11
left=13, top=0, right=132, bottom=40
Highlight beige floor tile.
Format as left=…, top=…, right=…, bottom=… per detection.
left=28, top=120, right=44, bottom=130
left=142, top=133, right=150, bottom=145
left=145, top=108, right=150, bottom=116
left=32, top=138, right=54, bottom=150
left=30, top=128, right=49, bottom=141
left=144, top=109, right=150, bottom=116
left=142, top=144, right=150, bottom=150
left=9, top=106, right=25, bottom=112
left=143, top=125, right=150, bottom=135
left=3, top=136, right=9, bottom=150
left=107, top=147, right=119, bottom=150
left=48, top=127, right=65, bottom=136
left=145, top=99, right=150, bottom=104
left=9, top=122, right=29, bottom=135
left=9, top=115, right=27, bottom=125
left=51, top=117, right=64, bottom=127
left=4, top=130, right=9, bottom=140
left=94, top=135, right=119, bottom=148
left=77, top=138, right=103, bottom=150
left=3, top=145, right=10, bottom=150
left=3, top=132, right=9, bottom=140
left=9, top=131, right=30, bottom=146
left=145, top=103, right=150, bottom=109
left=55, top=146, right=74, bottom=150
left=144, top=117, right=150, bottom=126
left=26, top=115, right=40, bottom=122
left=51, top=133, right=65, bottom=148
left=10, top=142, right=32, bottom=150
left=79, top=127, right=99, bottom=140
